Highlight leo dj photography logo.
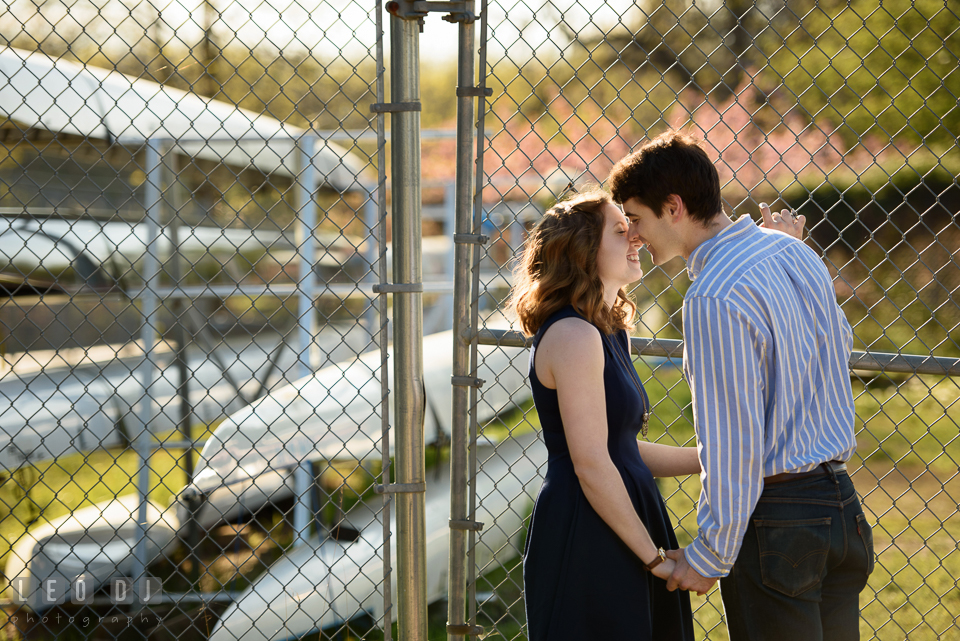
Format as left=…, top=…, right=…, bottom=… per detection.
left=10, top=575, right=162, bottom=606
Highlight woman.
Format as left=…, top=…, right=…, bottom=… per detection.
left=512, top=189, right=803, bottom=639
left=513, top=188, right=697, bottom=640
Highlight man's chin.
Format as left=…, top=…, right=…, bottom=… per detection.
left=649, top=249, right=678, bottom=266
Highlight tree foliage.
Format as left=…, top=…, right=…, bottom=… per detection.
left=560, top=0, right=960, bottom=148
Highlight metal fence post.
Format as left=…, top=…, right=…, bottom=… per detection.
left=390, top=11, right=428, bottom=640
left=293, top=135, right=319, bottom=548
left=131, top=137, right=163, bottom=607
left=447, top=7, right=480, bottom=640
left=165, top=153, right=194, bottom=485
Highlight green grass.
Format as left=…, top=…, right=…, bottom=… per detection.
left=455, top=361, right=960, bottom=641
left=0, top=423, right=220, bottom=582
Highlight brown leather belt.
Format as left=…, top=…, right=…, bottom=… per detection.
left=764, top=460, right=847, bottom=485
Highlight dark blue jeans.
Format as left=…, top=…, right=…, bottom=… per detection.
left=720, top=469, right=874, bottom=641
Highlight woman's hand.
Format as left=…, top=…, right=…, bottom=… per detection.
left=759, top=202, right=805, bottom=240
left=650, top=557, right=678, bottom=582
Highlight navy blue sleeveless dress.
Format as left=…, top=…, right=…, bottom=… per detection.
left=523, top=306, right=694, bottom=641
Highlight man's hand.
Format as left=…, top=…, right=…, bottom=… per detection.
left=759, top=202, right=805, bottom=240
left=665, top=548, right=719, bottom=596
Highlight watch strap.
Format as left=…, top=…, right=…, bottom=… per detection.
left=643, top=547, right=666, bottom=572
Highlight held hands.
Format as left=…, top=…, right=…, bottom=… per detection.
left=759, top=202, right=805, bottom=240
left=649, top=557, right=678, bottom=582
left=664, top=548, right=719, bottom=596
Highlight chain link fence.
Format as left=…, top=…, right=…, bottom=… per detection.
left=464, top=1, right=959, bottom=640
left=1, top=1, right=399, bottom=638
left=1, top=0, right=958, bottom=640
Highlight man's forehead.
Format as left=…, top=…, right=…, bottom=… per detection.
left=621, top=198, right=645, bottom=218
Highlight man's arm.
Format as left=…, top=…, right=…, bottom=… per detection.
left=679, top=295, right=768, bottom=581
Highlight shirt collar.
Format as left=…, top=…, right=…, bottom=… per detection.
left=686, top=214, right=756, bottom=281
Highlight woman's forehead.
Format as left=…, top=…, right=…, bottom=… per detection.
left=603, top=203, right=628, bottom=225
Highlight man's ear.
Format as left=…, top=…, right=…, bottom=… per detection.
left=664, top=194, right=685, bottom=222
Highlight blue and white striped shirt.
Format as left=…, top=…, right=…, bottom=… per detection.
left=682, top=215, right=857, bottom=579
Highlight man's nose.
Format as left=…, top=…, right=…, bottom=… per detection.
left=628, top=221, right=641, bottom=240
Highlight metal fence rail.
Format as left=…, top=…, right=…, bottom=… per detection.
left=0, top=0, right=957, bottom=640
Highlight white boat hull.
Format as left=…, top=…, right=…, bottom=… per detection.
left=5, top=495, right=179, bottom=612
left=209, top=431, right=544, bottom=641
left=185, top=328, right=529, bottom=531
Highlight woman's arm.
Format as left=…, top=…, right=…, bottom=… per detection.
left=637, top=441, right=700, bottom=477
left=536, top=317, right=676, bottom=581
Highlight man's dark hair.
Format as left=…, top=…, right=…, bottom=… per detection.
left=607, top=130, right=722, bottom=225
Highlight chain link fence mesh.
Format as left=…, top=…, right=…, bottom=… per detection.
left=0, top=1, right=396, bottom=638
left=0, top=0, right=957, bottom=640
left=470, top=1, right=959, bottom=640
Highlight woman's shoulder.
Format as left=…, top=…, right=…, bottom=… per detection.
left=538, top=314, right=603, bottom=358
left=533, top=306, right=583, bottom=340
left=534, top=314, right=604, bottom=390
left=538, top=304, right=591, bottom=331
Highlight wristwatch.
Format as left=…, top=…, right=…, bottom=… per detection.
left=643, top=547, right=666, bottom=572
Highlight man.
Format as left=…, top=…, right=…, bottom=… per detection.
left=607, top=130, right=874, bottom=640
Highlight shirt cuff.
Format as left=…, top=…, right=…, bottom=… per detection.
left=686, top=536, right=733, bottom=579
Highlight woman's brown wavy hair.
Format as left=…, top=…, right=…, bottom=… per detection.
left=511, top=188, right=636, bottom=337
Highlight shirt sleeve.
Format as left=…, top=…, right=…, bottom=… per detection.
left=683, top=295, right=767, bottom=578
